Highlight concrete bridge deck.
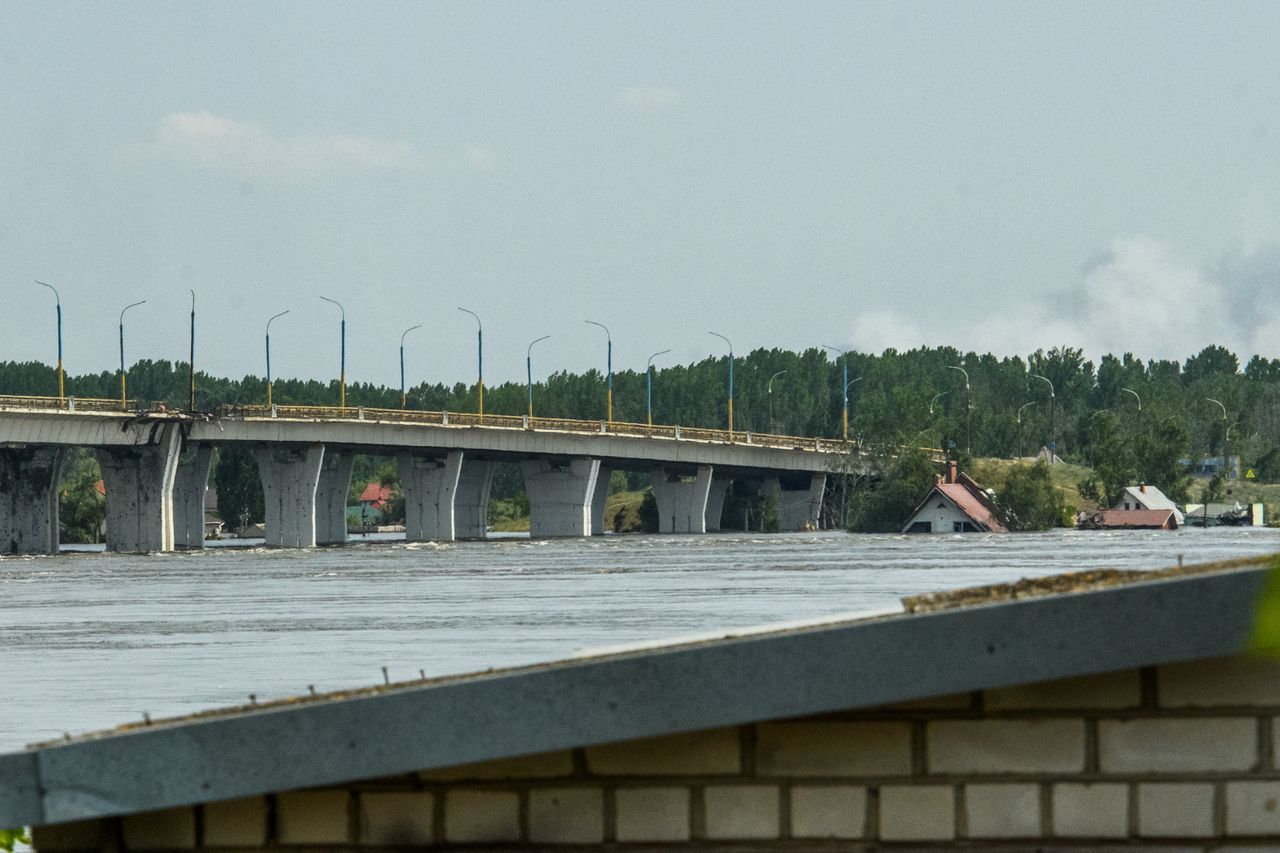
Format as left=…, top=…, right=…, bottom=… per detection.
left=0, top=396, right=854, bottom=554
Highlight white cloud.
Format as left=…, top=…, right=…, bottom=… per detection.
left=135, top=112, right=494, bottom=175
left=850, top=235, right=1280, bottom=361
left=617, top=85, right=683, bottom=112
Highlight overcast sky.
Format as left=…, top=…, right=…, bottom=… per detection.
left=3, top=2, right=1280, bottom=387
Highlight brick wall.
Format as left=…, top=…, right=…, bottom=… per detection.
left=33, top=654, right=1280, bottom=850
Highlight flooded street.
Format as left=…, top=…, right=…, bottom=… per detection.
left=2, top=528, right=1277, bottom=752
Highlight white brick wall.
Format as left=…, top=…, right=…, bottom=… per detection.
left=703, top=786, right=780, bottom=840
left=928, top=719, right=1085, bottom=773
left=358, top=792, right=434, bottom=846
left=276, top=791, right=349, bottom=845
left=1225, top=781, right=1280, bottom=836
left=789, top=785, right=866, bottom=839
left=528, top=788, right=604, bottom=844
left=1159, top=656, right=1280, bottom=707
left=984, top=671, right=1140, bottom=710
left=756, top=722, right=911, bottom=777
left=1137, top=783, right=1215, bottom=838
left=879, top=785, right=954, bottom=841
left=443, top=790, right=520, bottom=843
left=963, top=783, right=1041, bottom=838
left=614, top=788, right=690, bottom=842
left=585, top=728, right=740, bottom=776
left=1052, top=783, right=1128, bottom=838
left=202, top=798, right=267, bottom=849
left=1099, top=718, right=1258, bottom=773
left=121, top=808, right=195, bottom=851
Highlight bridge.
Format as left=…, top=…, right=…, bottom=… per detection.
left=0, top=395, right=851, bottom=554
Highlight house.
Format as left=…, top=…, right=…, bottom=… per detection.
left=1114, top=482, right=1184, bottom=525
left=1077, top=508, right=1179, bottom=530
left=9, top=555, right=1280, bottom=848
left=358, top=482, right=393, bottom=514
left=901, top=461, right=1008, bottom=533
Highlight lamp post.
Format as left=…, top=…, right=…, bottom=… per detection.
left=768, top=370, right=787, bottom=433
left=822, top=345, right=851, bottom=440
left=319, top=296, right=346, bottom=411
left=707, top=331, right=735, bottom=437
left=947, top=364, right=971, bottom=455
left=1120, top=387, right=1141, bottom=411
left=929, top=391, right=949, bottom=415
left=1017, top=401, right=1038, bottom=459
left=527, top=335, right=550, bottom=419
left=118, top=300, right=146, bottom=410
left=35, top=281, right=64, bottom=405
left=1029, top=372, right=1056, bottom=457
left=1205, top=397, right=1229, bottom=479
left=265, top=310, right=289, bottom=407
left=585, top=320, right=612, bottom=425
left=399, top=324, right=423, bottom=409
left=646, top=349, right=670, bottom=428
left=457, top=307, right=483, bottom=419
left=187, top=290, right=196, bottom=412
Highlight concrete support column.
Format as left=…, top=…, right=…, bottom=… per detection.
left=315, top=450, right=355, bottom=545
left=650, top=465, right=713, bottom=533
left=172, top=444, right=213, bottom=550
left=94, top=424, right=182, bottom=553
left=773, top=473, right=827, bottom=531
left=0, top=446, right=65, bottom=555
left=522, top=457, right=600, bottom=538
left=589, top=465, right=612, bottom=535
left=398, top=451, right=463, bottom=541
left=255, top=445, right=325, bottom=548
left=454, top=458, right=495, bottom=540
left=705, top=474, right=732, bottom=532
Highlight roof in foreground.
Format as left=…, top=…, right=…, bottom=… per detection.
left=1, top=554, right=1276, bottom=828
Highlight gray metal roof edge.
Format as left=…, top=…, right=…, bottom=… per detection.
left=2, top=559, right=1273, bottom=827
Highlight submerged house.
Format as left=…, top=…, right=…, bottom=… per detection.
left=902, top=461, right=1008, bottom=534
left=1114, top=483, right=1184, bottom=526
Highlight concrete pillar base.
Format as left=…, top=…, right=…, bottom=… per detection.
left=522, top=458, right=600, bottom=538
left=399, top=451, right=463, bottom=541
left=0, top=446, right=65, bottom=555
left=590, top=465, right=612, bottom=535
left=94, top=424, right=182, bottom=553
left=650, top=465, right=713, bottom=533
left=316, top=450, right=355, bottom=545
left=173, top=445, right=213, bottom=550
left=770, top=473, right=827, bottom=531
left=255, top=445, right=325, bottom=548
left=706, top=474, right=732, bottom=532
left=455, top=458, right=494, bottom=540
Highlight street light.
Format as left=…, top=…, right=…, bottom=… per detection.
left=35, top=281, right=64, bottom=405
left=265, top=310, right=289, bottom=407
left=1017, top=400, right=1038, bottom=459
left=1029, top=372, right=1056, bottom=457
left=646, top=349, right=670, bottom=428
left=823, top=345, right=851, bottom=440
left=319, top=296, right=346, bottom=411
left=527, top=335, right=550, bottom=419
left=118, top=300, right=146, bottom=410
left=707, top=331, right=735, bottom=437
left=400, top=324, right=423, bottom=410
left=947, top=364, right=971, bottom=455
left=457, top=307, right=483, bottom=419
left=1205, top=397, right=1229, bottom=479
left=1120, top=387, right=1141, bottom=411
left=768, top=369, right=788, bottom=433
left=585, top=320, right=613, bottom=424
left=187, top=290, right=196, bottom=412
left=929, top=391, right=949, bottom=415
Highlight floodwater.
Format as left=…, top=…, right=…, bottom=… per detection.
left=2, top=528, right=1279, bottom=753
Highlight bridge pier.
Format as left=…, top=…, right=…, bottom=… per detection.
left=315, top=450, right=355, bottom=545
left=255, top=445, right=325, bottom=548
left=706, top=473, right=732, bottom=532
left=455, top=458, right=494, bottom=539
left=94, top=424, right=182, bottom=553
left=650, top=465, right=714, bottom=533
left=0, top=446, right=65, bottom=555
left=172, top=444, right=213, bottom=550
left=768, top=473, right=827, bottom=531
left=589, top=465, right=612, bottom=535
left=522, top=458, right=600, bottom=538
left=398, top=451, right=463, bottom=541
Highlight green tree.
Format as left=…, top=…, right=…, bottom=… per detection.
left=998, top=462, right=1064, bottom=531
left=58, top=449, right=104, bottom=544
left=213, top=447, right=264, bottom=530
left=849, top=449, right=938, bottom=533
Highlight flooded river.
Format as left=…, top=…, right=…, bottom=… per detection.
left=2, top=528, right=1278, bottom=752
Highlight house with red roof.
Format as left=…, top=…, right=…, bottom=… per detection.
left=901, top=461, right=1008, bottom=533
left=358, top=482, right=393, bottom=514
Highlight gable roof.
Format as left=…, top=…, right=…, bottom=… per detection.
left=4, top=554, right=1268, bottom=829
left=904, top=472, right=1008, bottom=532
left=1080, top=509, right=1178, bottom=530
left=1116, top=484, right=1184, bottom=524
left=359, top=482, right=393, bottom=510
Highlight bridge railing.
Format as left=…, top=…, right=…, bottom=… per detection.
left=211, top=403, right=853, bottom=453
left=0, top=394, right=140, bottom=413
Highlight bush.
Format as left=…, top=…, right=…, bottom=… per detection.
left=998, top=461, right=1064, bottom=531
left=848, top=448, right=939, bottom=533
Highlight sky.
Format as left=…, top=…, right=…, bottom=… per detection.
left=3, top=1, right=1280, bottom=387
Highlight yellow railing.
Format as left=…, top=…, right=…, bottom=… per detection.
left=214, top=403, right=853, bottom=453
left=0, top=394, right=142, bottom=413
